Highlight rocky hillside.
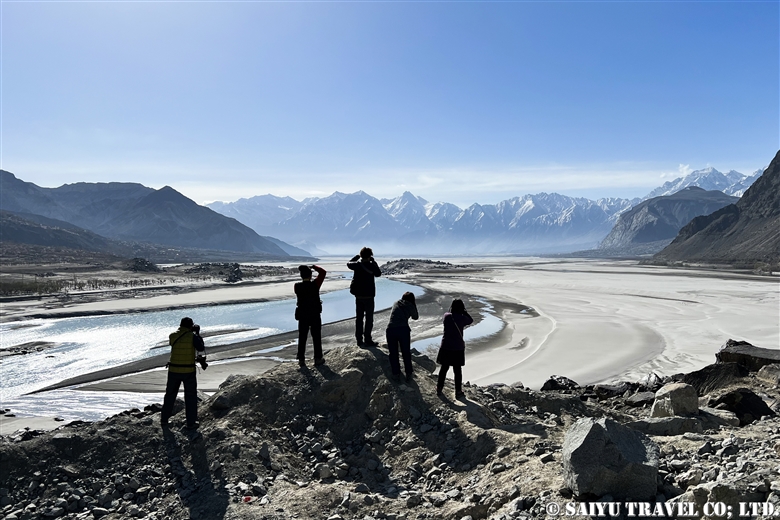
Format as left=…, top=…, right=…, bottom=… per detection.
left=598, top=188, right=738, bottom=255
left=3, top=342, right=780, bottom=520
left=655, top=151, right=780, bottom=267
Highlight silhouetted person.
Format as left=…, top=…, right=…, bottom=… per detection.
left=347, top=247, right=381, bottom=347
left=161, top=317, right=205, bottom=429
left=386, top=291, right=419, bottom=382
left=295, top=264, right=327, bottom=367
left=436, top=299, right=473, bottom=400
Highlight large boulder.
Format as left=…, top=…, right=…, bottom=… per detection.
left=650, top=383, right=698, bottom=417
left=716, top=339, right=780, bottom=372
left=562, top=418, right=659, bottom=500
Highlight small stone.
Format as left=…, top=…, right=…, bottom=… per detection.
left=539, top=453, right=554, bottom=463
left=490, top=462, right=506, bottom=474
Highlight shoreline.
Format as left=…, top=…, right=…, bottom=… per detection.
left=2, top=257, right=777, bottom=434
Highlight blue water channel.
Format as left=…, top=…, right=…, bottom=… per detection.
left=0, top=277, right=422, bottom=409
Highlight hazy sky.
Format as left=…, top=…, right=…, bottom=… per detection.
left=2, top=1, right=777, bottom=208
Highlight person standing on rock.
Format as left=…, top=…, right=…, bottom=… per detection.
left=294, top=264, right=327, bottom=367
left=436, top=299, right=473, bottom=400
left=347, top=247, right=382, bottom=347
left=161, top=317, right=205, bottom=430
left=386, top=291, right=419, bottom=382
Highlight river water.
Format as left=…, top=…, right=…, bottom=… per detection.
left=0, top=276, right=503, bottom=421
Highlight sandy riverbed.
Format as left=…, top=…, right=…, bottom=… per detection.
left=2, top=257, right=778, bottom=434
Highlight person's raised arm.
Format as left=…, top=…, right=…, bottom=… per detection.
left=347, top=255, right=360, bottom=270
left=312, top=265, right=327, bottom=288
left=410, top=302, right=419, bottom=321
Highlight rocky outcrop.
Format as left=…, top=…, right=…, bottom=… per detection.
left=716, top=339, right=780, bottom=371
left=4, top=344, right=780, bottom=519
left=654, top=150, right=780, bottom=265
left=682, top=362, right=749, bottom=395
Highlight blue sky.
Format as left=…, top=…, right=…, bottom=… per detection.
left=2, top=1, right=777, bottom=207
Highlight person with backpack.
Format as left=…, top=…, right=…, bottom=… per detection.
left=386, top=291, right=419, bottom=382
left=294, top=264, right=327, bottom=367
left=436, top=299, right=473, bottom=400
left=347, top=247, right=382, bottom=347
left=161, top=317, right=206, bottom=430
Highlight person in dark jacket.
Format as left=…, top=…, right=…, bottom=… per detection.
left=386, top=291, right=419, bottom=382
left=347, top=247, right=381, bottom=347
left=161, top=317, right=205, bottom=429
left=436, top=299, right=473, bottom=399
left=294, top=264, right=327, bottom=367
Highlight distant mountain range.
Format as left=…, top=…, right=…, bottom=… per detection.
left=0, top=171, right=309, bottom=260
left=598, top=187, right=739, bottom=255
left=206, top=165, right=762, bottom=255
left=0, top=160, right=767, bottom=260
left=209, top=191, right=635, bottom=254
left=655, top=151, right=780, bottom=265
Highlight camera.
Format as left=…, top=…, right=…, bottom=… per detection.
left=196, top=355, right=208, bottom=370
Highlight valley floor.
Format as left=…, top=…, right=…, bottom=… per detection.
left=1, top=257, right=778, bottom=434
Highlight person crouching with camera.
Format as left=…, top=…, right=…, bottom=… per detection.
left=161, top=316, right=206, bottom=430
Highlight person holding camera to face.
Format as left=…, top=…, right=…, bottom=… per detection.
left=294, top=264, right=327, bottom=367
left=161, top=317, right=206, bottom=430
left=436, top=299, right=473, bottom=400
left=347, top=247, right=382, bottom=347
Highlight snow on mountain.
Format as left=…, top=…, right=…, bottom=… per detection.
left=207, top=195, right=302, bottom=234
left=205, top=163, right=762, bottom=254
left=643, top=167, right=759, bottom=200
left=424, top=202, right=462, bottom=230
left=729, top=168, right=765, bottom=197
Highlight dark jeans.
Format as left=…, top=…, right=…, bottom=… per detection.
left=161, top=371, right=198, bottom=426
left=298, top=316, right=323, bottom=360
left=386, top=327, right=412, bottom=376
left=355, top=297, right=375, bottom=343
left=437, top=364, right=463, bottom=393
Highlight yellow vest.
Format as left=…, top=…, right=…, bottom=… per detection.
left=168, top=327, right=196, bottom=373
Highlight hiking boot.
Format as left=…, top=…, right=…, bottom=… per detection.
left=356, top=339, right=365, bottom=347
left=405, top=373, right=413, bottom=383
left=455, top=391, right=466, bottom=400
left=186, top=421, right=200, bottom=430
left=364, top=340, right=379, bottom=348
left=314, top=357, right=325, bottom=366
left=299, top=359, right=306, bottom=367
left=436, top=387, right=443, bottom=396
left=392, top=372, right=401, bottom=382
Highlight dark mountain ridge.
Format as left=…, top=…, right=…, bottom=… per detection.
left=599, top=187, right=739, bottom=254
left=0, top=171, right=306, bottom=259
